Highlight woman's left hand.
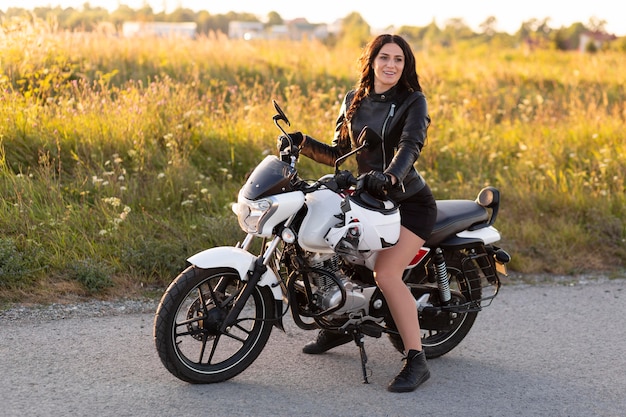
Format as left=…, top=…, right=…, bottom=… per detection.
left=363, top=171, right=392, bottom=199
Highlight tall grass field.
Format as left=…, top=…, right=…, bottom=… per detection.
left=1, top=21, right=624, bottom=303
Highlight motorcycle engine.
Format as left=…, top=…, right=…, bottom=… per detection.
left=305, top=252, right=372, bottom=318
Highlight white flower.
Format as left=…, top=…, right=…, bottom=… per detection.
left=103, top=197, right=121, bottom=207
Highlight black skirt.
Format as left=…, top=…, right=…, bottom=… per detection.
left=398, top=183, right=437, bottom=241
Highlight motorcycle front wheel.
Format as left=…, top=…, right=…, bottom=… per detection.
left=154, top=266, right=275, bottom=383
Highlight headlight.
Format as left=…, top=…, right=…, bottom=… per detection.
left=237, top=197, right=272, bottom=233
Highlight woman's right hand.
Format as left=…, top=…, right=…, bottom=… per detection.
left=277, top=132, right=304, bottom=152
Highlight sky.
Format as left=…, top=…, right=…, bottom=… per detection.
left=2, top=0, right=625, bottom=36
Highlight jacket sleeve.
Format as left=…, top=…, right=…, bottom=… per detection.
left=299, top=93, right=353, bottom=167
left=384, top=92, right=430, bottom=182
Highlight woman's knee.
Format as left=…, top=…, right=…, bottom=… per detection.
left=373, top=269, right=403, bottom=291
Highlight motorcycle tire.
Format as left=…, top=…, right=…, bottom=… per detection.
left=388, top=251, right=480, bottom=359
left=154, top=266, right=275, bottom=383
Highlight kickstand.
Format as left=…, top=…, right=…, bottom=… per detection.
left=352, top=331, right=369, bottom=384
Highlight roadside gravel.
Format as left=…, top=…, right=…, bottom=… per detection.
left=0, top=298, right=159, bottom=323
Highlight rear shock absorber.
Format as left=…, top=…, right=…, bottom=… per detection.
left=433, top=248, right=451, bottom=305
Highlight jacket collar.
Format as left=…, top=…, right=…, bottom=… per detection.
left=369, top=85, right=399, bottom=102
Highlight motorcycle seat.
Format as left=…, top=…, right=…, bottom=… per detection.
left=425, top=200, right=489, bottom=247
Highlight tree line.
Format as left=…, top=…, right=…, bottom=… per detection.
left=2, top=3, right=625, bottom=51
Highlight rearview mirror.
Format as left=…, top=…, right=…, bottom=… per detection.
left=272, top=100, right=291, bottom=126
left=333, top=126, right=382, bottom=173
left=356, top=126, right=382, bottom=150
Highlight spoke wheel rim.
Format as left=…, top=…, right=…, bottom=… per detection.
left=171, top=271, right=267, bottom=375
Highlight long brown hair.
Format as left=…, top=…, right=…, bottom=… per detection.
left=341, top=34, right=422, bottom=142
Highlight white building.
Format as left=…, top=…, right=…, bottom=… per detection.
left=122, top=22, right=197, bottom=38
left=228, top=21, right=265, bottom=40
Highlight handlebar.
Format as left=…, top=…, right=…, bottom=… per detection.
left=298, top=170, right=359, bottom=195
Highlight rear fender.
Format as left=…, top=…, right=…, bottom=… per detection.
left=456, top=225, right=501, bottom=245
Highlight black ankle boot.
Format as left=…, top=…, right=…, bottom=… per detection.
left=302, top=330, right=352, bottom=354
left=387, top=349, right=430, bottom=392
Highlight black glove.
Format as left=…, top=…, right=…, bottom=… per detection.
left=277, top=132, right=304, bottom=153
left=363, top=170, right=392, bottom=200
left=335, top=170, right=356, bottom=189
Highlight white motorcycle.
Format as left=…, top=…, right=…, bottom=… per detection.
left=153, top=101, right=511, bottom=384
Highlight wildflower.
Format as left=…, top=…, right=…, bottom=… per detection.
left=103, top=197, right=121, bottom=207
left=157, top=173, right=166, bottom=179
left=120, top=206, right=131, bottom=220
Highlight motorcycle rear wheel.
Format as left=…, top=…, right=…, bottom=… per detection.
left=388, top=252, right=480, bottom=359
left=154, top=266, right=275, bottom=383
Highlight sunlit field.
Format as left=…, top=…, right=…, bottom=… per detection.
left=1, top=20, right=624, bottom=302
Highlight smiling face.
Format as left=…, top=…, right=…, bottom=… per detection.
left=372, top=42, right=405, bottom=94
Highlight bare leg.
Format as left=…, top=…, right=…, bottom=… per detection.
left=374, top=226, right=425, bottom=352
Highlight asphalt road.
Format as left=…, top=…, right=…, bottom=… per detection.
left=1, top=279, right=625, bottom=417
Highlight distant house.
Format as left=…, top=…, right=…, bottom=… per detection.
left=326, top=19, right=343, bottom=37
left=122, top=22, right=197, bottom=38
left=579, top=30, right=617, bottom=52
left=228, top=19, right=333, bottom=41
left=268, top=24, right=289, bottom=39
left=228, top=21, right=265, bottom=40
left=285, top=18, right=328, bottom=41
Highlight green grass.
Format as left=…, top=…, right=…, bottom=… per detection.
left=0, top=21, right=624, bottom=302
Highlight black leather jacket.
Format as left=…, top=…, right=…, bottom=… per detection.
left=300, top=85, right=430, bottom=202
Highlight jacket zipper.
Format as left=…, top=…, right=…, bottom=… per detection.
left=381, top=103, right=395, bottom=170
left=381, top=103, right=405, bottom=193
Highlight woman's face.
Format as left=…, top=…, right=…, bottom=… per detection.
left=372, top=42, right=404, bottom=93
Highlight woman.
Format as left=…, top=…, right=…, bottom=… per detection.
left=278, top=34, right=436, bottom=393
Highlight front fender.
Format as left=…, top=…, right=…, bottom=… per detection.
left=187, top=246, right=283, bottom=301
